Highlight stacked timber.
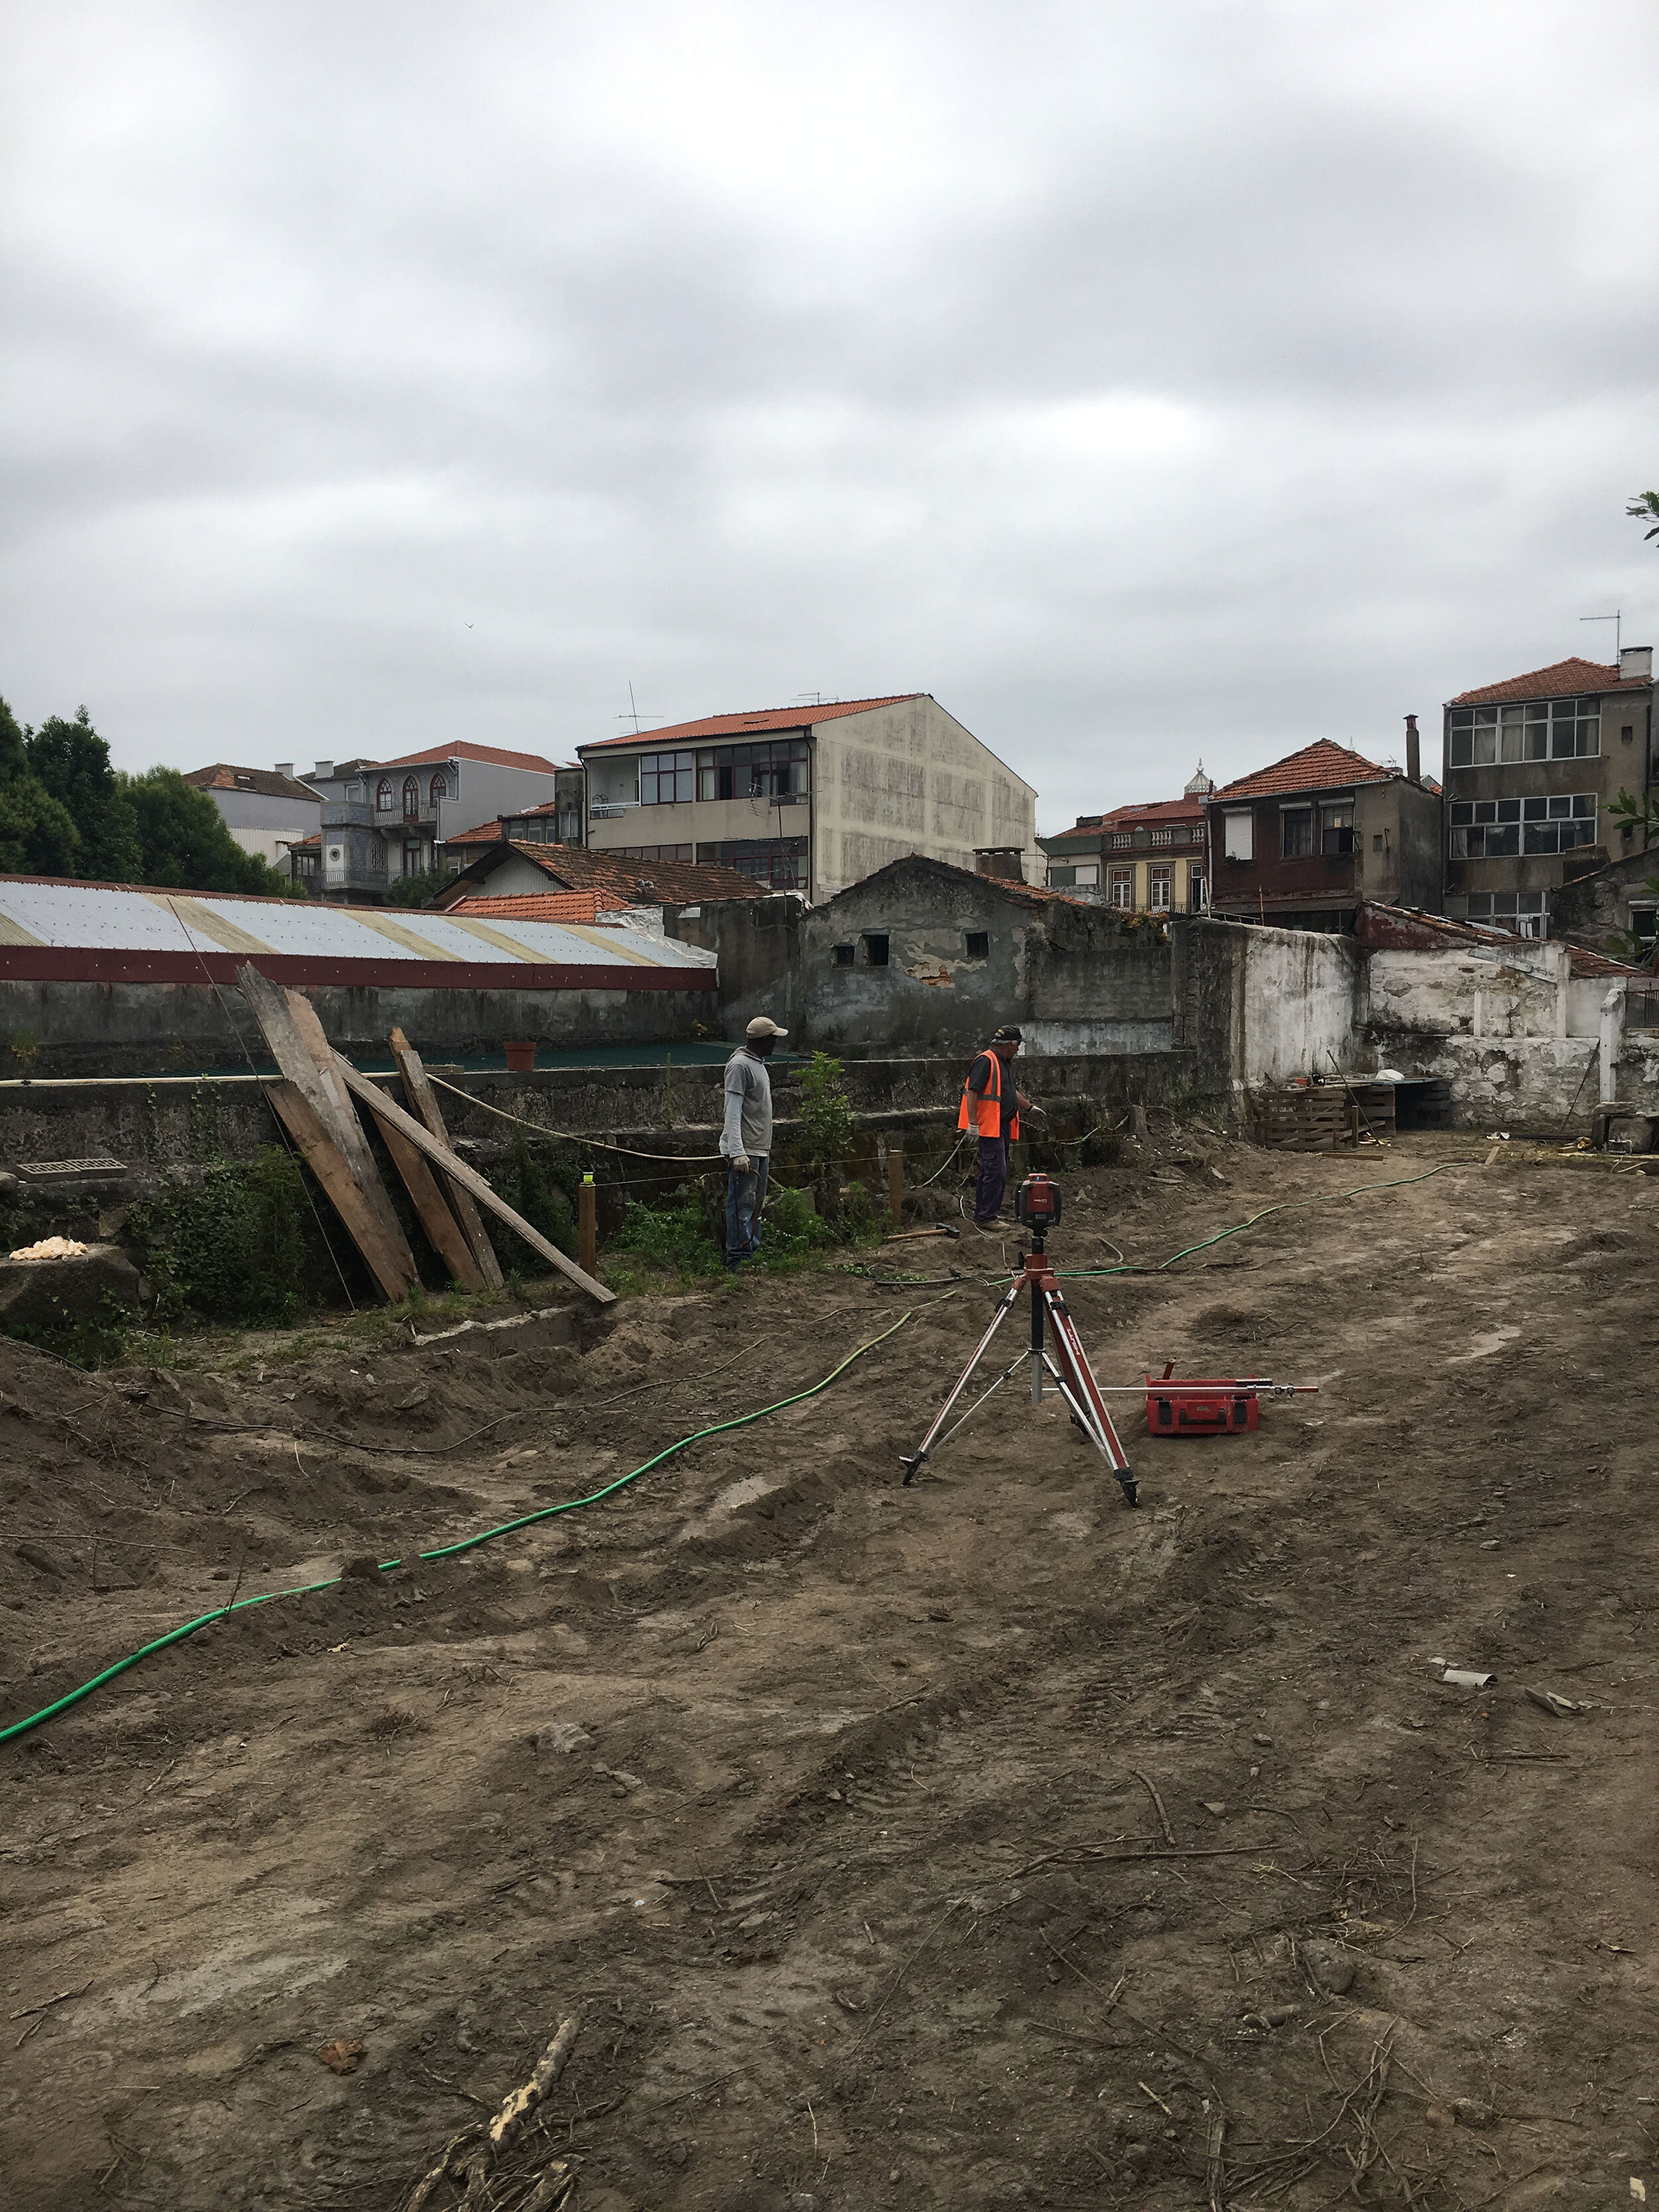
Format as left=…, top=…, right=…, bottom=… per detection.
left=1253, top=1080, right=1397, bottom=1152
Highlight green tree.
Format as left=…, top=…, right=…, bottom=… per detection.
left=0, top=695, right=81, bottom=876
left=27, top=709, right=143, bottom=881
left=121, top=767, right=292, bottom=896
left=386, top=864, right=453, bottom=909
left=1628, top=490, right=1659, bottom=545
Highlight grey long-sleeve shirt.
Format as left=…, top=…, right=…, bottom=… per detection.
left=721, top=1048, right=774, bottom=1159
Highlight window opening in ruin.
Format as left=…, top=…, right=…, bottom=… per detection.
left=862, top=933, right=890, bottom=967
left=965, top=932, right=989, bottom=959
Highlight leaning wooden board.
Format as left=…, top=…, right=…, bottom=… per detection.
left=264, top=1080, right=418, bottom=1302
left=389, top=1025, right=504, bottom=1290
left=331, top=1057, right=615, bottom=1306
left=238, top=966, right=420, bottom=1296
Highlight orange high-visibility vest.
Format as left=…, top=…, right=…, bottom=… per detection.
left=958, top=1050, right=1019, bottom=1140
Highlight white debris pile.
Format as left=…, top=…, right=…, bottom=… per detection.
left=8, top=1237, right=90, bottom=1262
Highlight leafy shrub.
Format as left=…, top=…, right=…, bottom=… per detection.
left=798, top=1051, right=855, bottom=1170
left=133, top=1147, right=312, bottom=1325
left=488, top=1133, right=578, bottom=1272
left=607, top=1183, right=725, bottom=1288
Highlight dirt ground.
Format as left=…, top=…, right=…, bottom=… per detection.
left=3, top=1125, right=1658, bottom=2211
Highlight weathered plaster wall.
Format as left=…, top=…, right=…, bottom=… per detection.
left=1177, top=919, right=1361, bottom=1087
left=812, top=700, right=1037, bottom=899
left=797, top=858, right=1175, bottom=1059
left=662, top=894, right=804, bottom=1038
left=0, top=974, right=715, bottom=1079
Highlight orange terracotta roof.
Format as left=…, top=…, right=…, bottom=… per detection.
left=1046, top=796, right=1208, bottom=843
left=442, top=819, right=509, bottom=846
left=443, top=891, right=603, bottom=924
left=183, top=764, right=321, bottom=801
left=1212, top=741, right=1396, bottom=801
left=433, top=840, right=768, bottom=907
left=1449, top=656, right=1648, bottom=707
left=370, top=741, right=565, bottom=773
left=580, top=694, right=924, bottom=751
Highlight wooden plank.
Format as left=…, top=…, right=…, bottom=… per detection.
left=332, top=1057, right=615, bottom=1306
left=378, top=1116, right=487, bottom=1291
left=236, top=964, right=419, bottom=1295
left=389, top=1027, right=504, bottom=1290
left=264, top=1080, right=418, bottom=1302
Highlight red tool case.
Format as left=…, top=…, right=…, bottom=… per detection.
left=1145, top=1376, right=1262, bottom=1436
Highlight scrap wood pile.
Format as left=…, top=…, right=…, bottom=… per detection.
left=235, top=964, right=613, bottom=1309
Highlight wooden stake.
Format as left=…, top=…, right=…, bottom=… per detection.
left=330, top=1058, right=615, bottom=1305
left=579, top=1174, right=597, bottom=1278
left=264, top=1080, right=417, bottom=1302
left=389, top=1027, right=504, bottom=1289
left=888, top=1140, right=904, bottom=1226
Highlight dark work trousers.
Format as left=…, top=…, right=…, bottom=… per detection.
left=974, top=1135, right=1011, bottom=1225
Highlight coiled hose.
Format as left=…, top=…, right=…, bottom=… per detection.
left=1, top=1310, right=921, bottom=1745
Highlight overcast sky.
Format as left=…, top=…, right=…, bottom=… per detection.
left=3, top=2, right=1657, bottom=832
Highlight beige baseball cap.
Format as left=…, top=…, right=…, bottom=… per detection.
left=746, top=1015, right=790, bottom=1039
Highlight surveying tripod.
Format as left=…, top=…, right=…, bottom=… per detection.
left=899, top=1173, right=1138, bottom=1505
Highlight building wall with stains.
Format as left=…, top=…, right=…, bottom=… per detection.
left=796, top=855, right=1175, bottom=1057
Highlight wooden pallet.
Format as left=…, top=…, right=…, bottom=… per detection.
left=1253, top=1082, right=1398, bottom=1151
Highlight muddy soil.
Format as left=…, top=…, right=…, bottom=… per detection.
left=3, top=1131, right=1658, bottom=2211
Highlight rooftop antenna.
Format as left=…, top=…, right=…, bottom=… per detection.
left=617, top=681, right=666, bottom=735
left=1581, top=609, right=1621, bottom=661
left=794, top=691, right=824, bottom=706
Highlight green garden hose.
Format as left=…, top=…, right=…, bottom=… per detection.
left=1, top=1310, right=921, bottom=1745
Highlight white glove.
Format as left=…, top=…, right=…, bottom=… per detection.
left=732, top=1152, right=751, bottom=1173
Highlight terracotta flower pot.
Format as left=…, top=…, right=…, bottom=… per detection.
left=504, top=1039, right=537, bottom=1073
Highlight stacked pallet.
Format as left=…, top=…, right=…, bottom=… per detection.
left=1253, top=1080, right=1398, bottom=1151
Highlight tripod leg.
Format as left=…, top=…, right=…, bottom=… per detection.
left=1042, top=1286, right=1138, bottom=1507
left=899, top=1279, right=1021, bottom=1484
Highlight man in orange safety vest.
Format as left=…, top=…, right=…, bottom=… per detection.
left=958, top=1025, right=1037, bottom=1230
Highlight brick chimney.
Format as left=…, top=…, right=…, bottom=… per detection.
left=1404, top=714, right=1421, bottom=784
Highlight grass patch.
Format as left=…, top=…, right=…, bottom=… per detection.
left=602, top=1177, right=883, bottom=1295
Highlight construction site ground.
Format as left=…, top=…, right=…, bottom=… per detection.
left=3, top=1125, right=1657, bottom=2211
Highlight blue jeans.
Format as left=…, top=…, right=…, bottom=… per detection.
left=725, top=1155, right=770, bottom=1267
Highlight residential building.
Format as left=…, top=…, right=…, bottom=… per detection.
left=295, top=743, right=569, bottom=901
left=1443, top=649, right=1656, bottom=936
left=1206, top=733, right=1443, bottom=933
left=1040, top=763, right=1213, bottom=913
left=437, top=772, right=589, bottom=877
left=182, top=764, right=322, bottom=870
left=575, top=694, right=1037, bottom=901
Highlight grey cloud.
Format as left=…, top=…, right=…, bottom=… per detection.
left=1, top=0, right=1656, bottom=832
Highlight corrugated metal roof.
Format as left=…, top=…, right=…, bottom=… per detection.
left=0, top=877, right=715, bottom=976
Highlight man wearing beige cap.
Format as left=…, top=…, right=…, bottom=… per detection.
left=721, top=1014, right=788, bottom=1270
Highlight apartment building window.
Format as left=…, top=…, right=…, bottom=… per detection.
left=1322, top=802, right=1354, bottom=856
left=402, top=841, right=424, bottom=875
left=1110, top=868, right=1133, bottom=909
left=402, top=776, right=420, bottom=819
left=1073, top=863, right=1100, bottom=887
left=695, top=737, right=809, bottom=801
left=695, top=836, right=808, bottom=889
left=1224, top=812, right=1254, bottom=860
left=430, top=773, right=447, bottom=804
left=1188, top=871, right=1206, bottom=912
left=376, top=778, right=393, bottom=811
left=1148, top=867, right=1172, bottom=911
left=1282, top=808, right=1314, bottom=857
left=1449, top=794, right=1597, bottom=857
left=640, top=750, right=697, bottom=805
left=1448, top=698, right=1599, bottom=766
left=1445, top=889, right=1548, bottom=936
left=615, top=843, right=694, bottom=862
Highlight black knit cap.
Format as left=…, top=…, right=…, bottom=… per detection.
left=991, top=1025, right=1023, bottom=1044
